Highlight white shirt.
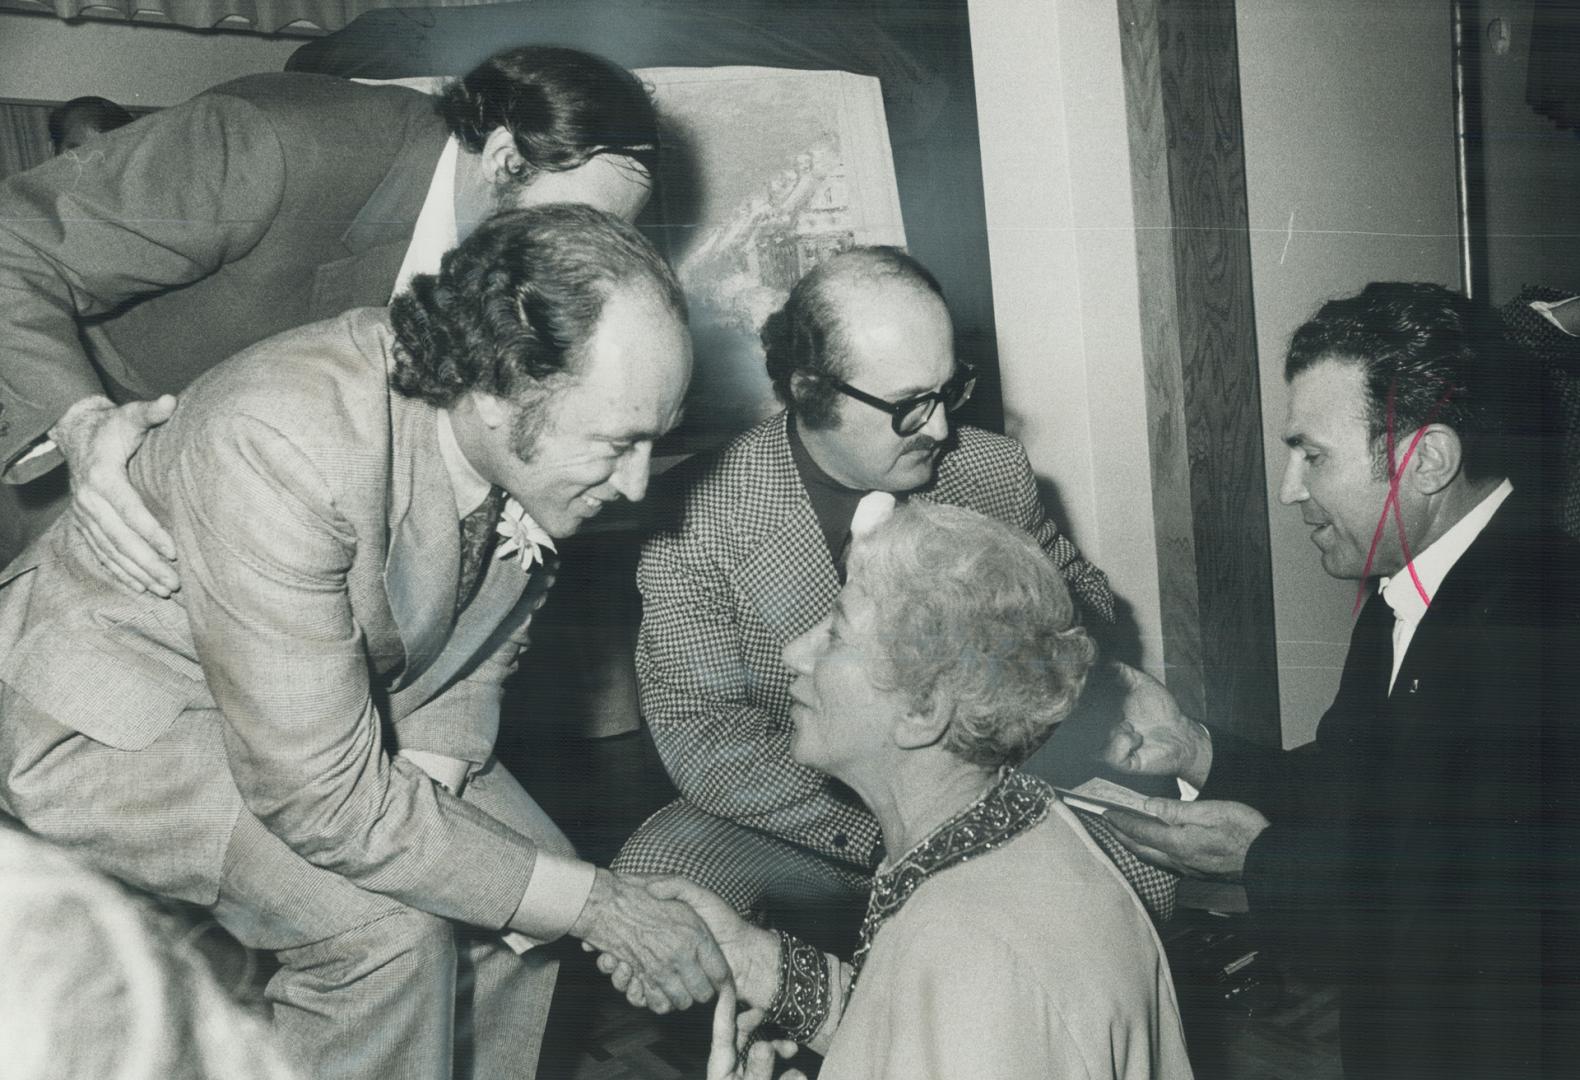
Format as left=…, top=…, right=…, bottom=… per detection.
left=1379, top=479, right=1513, bottom=693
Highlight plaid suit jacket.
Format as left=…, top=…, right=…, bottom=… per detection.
left=636, top=412, right=1114, bottom=867
left=0, top=308, right=553, bottom=925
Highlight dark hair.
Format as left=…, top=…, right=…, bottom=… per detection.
left=1285, top=281, right=1517, bottom=482
left=390, top=203, right=685, bottom=407
left=48, top=96, right=134, bottom=151
left=760, top=246, right=945, bottom=428
left=436, top=46, right=659, bottom=185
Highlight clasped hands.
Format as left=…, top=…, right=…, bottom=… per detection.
left=581, top=873, right=804, bottom=1079
left=1097, top=662, right=1270, bottom=881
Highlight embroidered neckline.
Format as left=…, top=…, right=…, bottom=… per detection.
left=848, top=770, right=1052, bottom=993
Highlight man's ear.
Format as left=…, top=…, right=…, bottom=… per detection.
left=789, top=371, right=819, bottom=407
left=479, top=127, right=527, bottom=188
left=470, top=390, right=514, bottom=431
left=1406, top=423, right=1463, bottom=496
left=895, top=697, right=951, bottom=751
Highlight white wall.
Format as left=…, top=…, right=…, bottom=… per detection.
left=1238, top=1, right=1462, bottom=744
left=0, top=12, right=298, bottom=107
left=969, top=0, right=1167, bottom=675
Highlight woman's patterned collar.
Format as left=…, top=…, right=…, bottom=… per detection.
left=849, top=770, right=1053, bottom=991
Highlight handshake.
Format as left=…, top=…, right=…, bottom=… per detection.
left=571, top=869, right=805, bottom=1079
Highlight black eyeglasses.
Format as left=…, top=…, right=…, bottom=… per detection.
left=825, top=365, right=977, bottom=436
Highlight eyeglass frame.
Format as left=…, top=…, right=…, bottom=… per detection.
left=821, top=365, right=978, bottom=436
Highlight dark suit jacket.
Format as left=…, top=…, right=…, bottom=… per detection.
left=0, top=72, right=444, bottom=484
left=1205, top=492, right=1580, bottom=1079
left=0, top=308, right=555, bottom=928
left=635, top=413, right=1115, bottom=866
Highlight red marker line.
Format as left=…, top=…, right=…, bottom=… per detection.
left=1351, top=379, right=1456, bottom=616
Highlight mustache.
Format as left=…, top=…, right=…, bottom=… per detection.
left=903, top=434, right=941, bottom=454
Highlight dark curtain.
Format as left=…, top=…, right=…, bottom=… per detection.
left=1528, top=0, right=1580, bottom=130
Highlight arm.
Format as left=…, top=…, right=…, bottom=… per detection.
left=170, top=415, right=539, bottom=930
left=636, top=523, right=881, bottom=865
left=1001, top=440, right=1116, bottom=625
left=0, top=91, right=286, bottom=480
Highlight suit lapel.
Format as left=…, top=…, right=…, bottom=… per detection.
left=1388, top=493, right=1528, bottom=707
left=735, top=416, right=839, bottom=640
left=384, top=392, right=460, bottom=688
left=308, top=121, right=445, bottom=321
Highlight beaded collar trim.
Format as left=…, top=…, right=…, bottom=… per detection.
left=848, top=770, right=1053, bottom=994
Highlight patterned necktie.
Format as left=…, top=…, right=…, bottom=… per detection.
left=456, top=486, right=506, bottom=617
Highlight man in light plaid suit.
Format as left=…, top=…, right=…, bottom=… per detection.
left=0, top=206, right=728, bottom=1080
left=615, top=247, right=1175, bottom=943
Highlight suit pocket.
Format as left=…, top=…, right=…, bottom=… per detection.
left=4, top=610, right=209, bottom=752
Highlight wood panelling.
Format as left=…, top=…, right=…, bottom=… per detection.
left=1118, top=0, right=1280, bottom=742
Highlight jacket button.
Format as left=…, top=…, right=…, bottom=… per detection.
left=832, top=832, right=848, bottom=849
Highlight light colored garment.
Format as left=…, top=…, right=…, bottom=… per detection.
left=818, top=800, right=1192, bottom=1080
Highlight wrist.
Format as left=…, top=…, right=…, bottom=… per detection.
left=733, top=925, right=782, bottom=1007
left=48, top=395, right=116, bottom=457
left=568, top=867, right=614, bottom=941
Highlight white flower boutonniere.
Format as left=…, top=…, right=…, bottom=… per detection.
left=496, top=498, right=558, bottom=569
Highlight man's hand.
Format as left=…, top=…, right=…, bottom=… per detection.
left=593, top=877, right=780, bottom=1008
left=706, top=986, right=804, bottom=1080
left=1102, top=662, right=1214, bottom=789
left=51, top=394, right=180, bottom=597
left=571, top=868, right=732, bottom=1014
left=1104, top=798, right=1270, bottom=881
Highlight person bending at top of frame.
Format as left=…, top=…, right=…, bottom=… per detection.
left=0, top=44, right=656, bottom=574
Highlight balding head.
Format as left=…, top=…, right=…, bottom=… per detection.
left=761, top=246, right=946, bottom=428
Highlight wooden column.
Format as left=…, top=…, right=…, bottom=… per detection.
left=1117, top=0, right=1280, bottom=742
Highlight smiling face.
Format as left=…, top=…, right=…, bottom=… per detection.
left=782, top=580, right=907, bottom=782
left=797, top=282, right=957, bottom=493
left=1279, top=357, right=1427, bottom=580
left=486, top=285, right=690, bottom=537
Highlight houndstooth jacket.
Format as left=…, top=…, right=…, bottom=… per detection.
left=635, top=412, right=1116, bottom=869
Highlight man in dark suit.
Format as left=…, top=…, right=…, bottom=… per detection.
left=613, top=247, right=1174, bottom=946
left=1102, top=282, right=1580, bottom=1079
left=0, top=45, right=656, bottom=573
left=0, top=206, right=728, bottom=1080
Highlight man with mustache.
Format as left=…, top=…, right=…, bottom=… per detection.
left=614, top=246, right=1173, bottom=943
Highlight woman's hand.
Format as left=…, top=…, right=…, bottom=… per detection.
left=706, top=985, right=804, bottom=1080
left=644, top=876, right=782, bottom=1008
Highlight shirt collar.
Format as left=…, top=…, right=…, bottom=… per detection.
left=435, top=408, right=492, bottom=520
left=1379, top=478, right=1513, bottom=622
left=390, top=136, right=460, bottom=301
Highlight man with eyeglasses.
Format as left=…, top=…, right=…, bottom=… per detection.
left=615, top=247, right=1173, bottom=947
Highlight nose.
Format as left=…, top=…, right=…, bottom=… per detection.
left=1277, top=450, right=1307, bottom=506
left=609, top=442, right=652, bottom=503
left=783, top=616, right=829, bottom=674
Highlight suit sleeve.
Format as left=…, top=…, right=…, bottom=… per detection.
left=170, top=414, right=538, bottom=930
left=635, top=516, right=882, bottom=866
left=997, top=440, right=1116, bottom=625
left=0, top=92, right=286, bottom=481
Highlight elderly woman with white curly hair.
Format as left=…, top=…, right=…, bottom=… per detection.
left=618, top=496, right=1192, bottom=1080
